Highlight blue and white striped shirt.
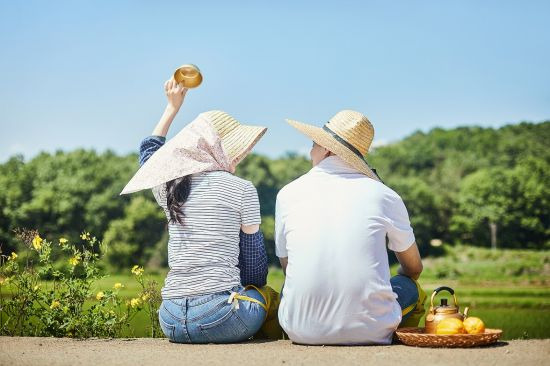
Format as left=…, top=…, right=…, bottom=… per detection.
left=139, top=136, right=268, bottom=298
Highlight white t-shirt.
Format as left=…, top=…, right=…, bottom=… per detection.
left=275, top=156, right=415, bottom=345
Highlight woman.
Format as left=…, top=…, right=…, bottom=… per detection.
left=122, top=79, right=276, bottom=343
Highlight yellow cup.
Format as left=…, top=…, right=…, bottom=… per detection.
left=173, top=64, right=203, bottom=88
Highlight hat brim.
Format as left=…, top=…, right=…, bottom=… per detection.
left=286, top=119, right=380, bottom=181
left=120, top=114, right=267, bottom=195
left=224, top=124, right=267, bottom=166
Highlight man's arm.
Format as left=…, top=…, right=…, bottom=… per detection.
left=279, top=257, right=288, bottom=275
left=274, top=192, right=289, bottom=276
left=394, top=242, right=423, bottom=280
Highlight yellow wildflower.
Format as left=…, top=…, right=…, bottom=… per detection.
left=50, top=300, right=61, bottom=309
left=9, top=252, right=18, bottom=261
left=96, top=291, right=105, bottom=301
left=33, top=285, right=40, bottom=291
left=59, top=237, right=68, bottom=245
left=131, top=265, right=144, bottom=276
left=141, top=293, right=150, bottom=302
left=130, top=298, right=141, bottom=308
left=113, top=282, right=124, bottom=290
left=80, top=232, right=91, bottom=240
left=68, top=254, right=80, bottom=267
left=32, top=235, right=43, bottom=250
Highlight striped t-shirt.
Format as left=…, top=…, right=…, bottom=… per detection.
left=152, top=171, right=262, bottom=298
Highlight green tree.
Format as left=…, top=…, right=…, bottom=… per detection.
left=1, top=120, right=548, bottom=266
left=0, top=155, right=34, bottom=254
left=451, top=158, right=549, bottom=249
left=386, top=177, right=444, bottom=255
left=451, top=168, right=513, bottom=249
left=103, top=196, right=166, bottom=269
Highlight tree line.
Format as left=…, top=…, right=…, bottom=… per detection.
left=0, top=121, right=548, bottom=269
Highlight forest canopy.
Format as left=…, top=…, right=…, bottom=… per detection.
left=1, top=121, right=548, bottom=268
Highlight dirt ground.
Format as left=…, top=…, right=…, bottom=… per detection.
left=0, top=337, right=548, bottom=366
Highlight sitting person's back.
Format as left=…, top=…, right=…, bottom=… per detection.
left=276, top=110, right=425, bottom=345
left=121, top=80, right=279, bottom=343
left=276, top=156, right=413, bottom=344
left=153, top=171, right=260, bottom=298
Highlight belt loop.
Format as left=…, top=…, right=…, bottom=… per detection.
left=228, top=292, right=240, bottom=310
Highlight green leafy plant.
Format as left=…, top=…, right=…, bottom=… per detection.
left=0, top=229, right=161, bottom=338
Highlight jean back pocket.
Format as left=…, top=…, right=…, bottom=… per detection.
left=198, top=307, right=250, bottom=343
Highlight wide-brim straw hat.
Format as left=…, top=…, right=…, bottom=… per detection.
left=207, top=110, right=267, bottom=166
left=286, top=110, right=381, bottom=181
left=120, top=110, right=266, bottom=195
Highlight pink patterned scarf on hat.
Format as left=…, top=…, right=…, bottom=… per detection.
left=121, top=113, right=235, bottom=195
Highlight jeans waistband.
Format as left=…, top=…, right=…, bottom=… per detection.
left=164, top=285, right=243, bottom=307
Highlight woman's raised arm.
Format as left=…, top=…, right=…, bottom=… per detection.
left=139, top=80, right=189, bottom=166
left=151, top=79, right=189, bottom=137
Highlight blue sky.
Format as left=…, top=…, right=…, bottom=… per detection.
left=1, top=0, right=549, bottom=162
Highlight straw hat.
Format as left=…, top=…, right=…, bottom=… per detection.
left=120, top=110, right=266, bottom=195
left=208, top=110, right=267, bottom=166
left=286, top=110, right=381, bottom=181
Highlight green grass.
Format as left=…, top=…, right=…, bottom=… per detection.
left=4, top=272, right=549, bottom=339
left=413, top=245, right=549, bottom=285
left=4, top=245, right=550, bottom=339
left=264, top=265, right=550, bottom=340
left=92, top=272, right=167, bottom=298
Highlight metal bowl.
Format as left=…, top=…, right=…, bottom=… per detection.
left=173, top=64, right=203, bottom=88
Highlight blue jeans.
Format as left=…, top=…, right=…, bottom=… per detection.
left=390, top=274, right=423, bottom=326
left=158, top=286, right=266, bottom=343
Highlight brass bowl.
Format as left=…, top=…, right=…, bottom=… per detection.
left=173, top=64, right=203, bottom=88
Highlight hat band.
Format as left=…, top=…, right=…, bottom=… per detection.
left=322, top=125, right=364, bottom=160
left=322, top=124, right=384, bottom=183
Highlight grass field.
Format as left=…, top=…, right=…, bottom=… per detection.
left=85, top=267, right=550, bottom=340
left=3, top=245, right=549, bottom=340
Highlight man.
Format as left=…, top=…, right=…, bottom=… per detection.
left=275, top=110, right=426, bottom=345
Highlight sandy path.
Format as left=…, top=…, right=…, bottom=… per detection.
left=0, top=337, right=548, bottom=366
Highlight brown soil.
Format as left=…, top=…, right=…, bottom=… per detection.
left=0, top=337, right=548, bottom=366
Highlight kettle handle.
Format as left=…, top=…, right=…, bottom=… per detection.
left=430, top=286, right=459, bottom=310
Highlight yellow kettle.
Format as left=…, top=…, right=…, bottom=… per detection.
left=425, top=286, right=469, bottom=334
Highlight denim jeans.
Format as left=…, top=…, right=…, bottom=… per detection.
left=158, top=285, right=266, bottom=343
left=390, top=274, right=425, bottom=326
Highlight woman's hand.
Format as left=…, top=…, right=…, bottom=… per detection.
left=164, top=78, right=188, bottom=112
left=151, top=79, right=189, bottom=137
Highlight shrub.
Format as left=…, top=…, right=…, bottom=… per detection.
left=0, top=229, right=161, bottom=338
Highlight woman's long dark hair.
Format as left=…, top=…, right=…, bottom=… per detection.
left=165, top=175, right=192, bottom=225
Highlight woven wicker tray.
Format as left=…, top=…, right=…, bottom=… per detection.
left=395, top=327, right=503, bottom=348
